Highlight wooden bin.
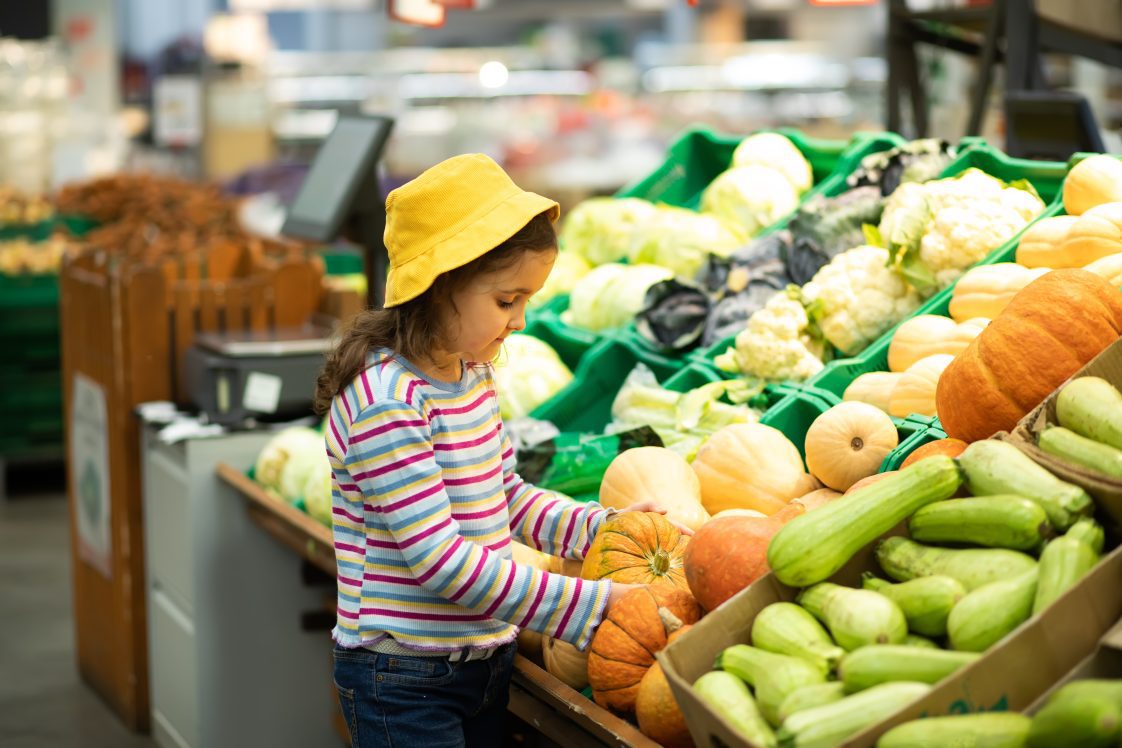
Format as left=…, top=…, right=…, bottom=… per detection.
left=59, top=239, right=323, bottom=730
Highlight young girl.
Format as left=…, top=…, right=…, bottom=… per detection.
left=314, top=153, right=661, bottom=748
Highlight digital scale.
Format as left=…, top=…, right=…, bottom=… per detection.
left=184, top=114, right=394, bottom=425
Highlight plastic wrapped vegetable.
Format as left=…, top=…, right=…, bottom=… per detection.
left=302, top=458, right=333, bottom=527
left=564, top=262, right=674, bottom=331
left=732, top=132, right=814, bottom=194
left=559, top=197, right=658, bottom=266
left=529, top=250, right=590, bottom=308
left=715, top=289, right=826, bottom=382
left=610, top=364, right=760, bottom=461
left=875, top=168, right=1046, bottom=294
left=493, top=334, right=574, bottom=420
left=847, top=138, right=957, bottom=196
left=701, top=165, right=800, bottom=239
left=254, top=427, right=323, bottom=498
left=781, top=186, right=886, bottom=285
left=628, top=206, right=745, bottom=279
left=801, top=245, right=923, bottom=357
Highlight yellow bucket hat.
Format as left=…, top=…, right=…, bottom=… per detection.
left=383, top=153, right=560, bottom=307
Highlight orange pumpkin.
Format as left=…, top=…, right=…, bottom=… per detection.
left=900, top=438, right=968, bottom=469
left=581, top=512, right=690, bottom=592
left=937, top=269, right=1122, bottom=442
left=635, top=635, right=694, bottom=748
left=845, top=471, right=896, bottom=495
left=587, top=586, right=701, bottom=713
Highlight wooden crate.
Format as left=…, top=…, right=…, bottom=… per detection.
left=59, top=240, right=323, bottom=730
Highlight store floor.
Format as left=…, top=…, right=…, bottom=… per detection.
left=0, top=466, right=156, bottom=748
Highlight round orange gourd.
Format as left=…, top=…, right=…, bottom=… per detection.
left=889, top=354, right=954, bottom=419
left=1064, top=155, right=1122, bottom=216
left=937, top=269, right=1122, bottom=442
left=792, top=487, right=842, bottom=512
left=599, top=447, right=709, bottom=531
left=581, top=512, right=690, bottom=592
left=711, top=508, right=768, bottom=520
left=845, top=471, right=896, bottom=494
left=636, top=647, right=693, bottom=748
left=1015, top=215, right=1080, bottom=267
left=683, top=514, right=787, bottom=611
left=887, top=315, right=986, bottom=373
left=542, top=637, right=590, bottom=690
left=692, top=423, right=815, bottom=515
left=587, top=586, right=701, bottom=713
left=899, top=438, right=968, bottom=469
left=843, top=371, right=903, bottom=413
left=949, top=264, right=1051, bottom=322
left=804, top=402, right=899, bottom=491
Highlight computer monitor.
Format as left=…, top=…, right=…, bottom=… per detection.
left=282, top=114, right=395, bottom=307
left=1004, top=90, right=1105, bottom=162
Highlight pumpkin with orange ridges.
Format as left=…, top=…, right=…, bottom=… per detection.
left=845, top=471, right=896, bottom=495
left=635, top=632, right=694, bottom=748
left=581, top=512, right=690, bottom=592
left=900, top=438, right=968, bottom=469
left=587, top=586, right=700, bottom=713
left=683, top=509, right=802, bottom=613
left=937, top=269, right=1122, bottom=443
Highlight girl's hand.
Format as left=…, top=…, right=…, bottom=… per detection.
left=618, top=501, right=695, bottom=536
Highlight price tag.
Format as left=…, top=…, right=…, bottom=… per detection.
left=244, top=371, right=283, bottom=414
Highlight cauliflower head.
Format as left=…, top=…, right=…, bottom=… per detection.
left=877, top=168, right=1045, bottom=294
left=715, top=290, right=825, bottom=382
left=802, top=245, right=923, bottom=357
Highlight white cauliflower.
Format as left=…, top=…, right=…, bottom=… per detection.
left=802, top=245, right=923, bottom=357
left=877, top=168, right=1046, bottom=294
left=715, top=290, right=826, bottom=382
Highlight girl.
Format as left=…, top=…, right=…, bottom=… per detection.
left=314, top=153, right=663, bottom=748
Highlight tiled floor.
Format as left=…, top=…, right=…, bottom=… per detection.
left=0, top=466, right=156, bottom=748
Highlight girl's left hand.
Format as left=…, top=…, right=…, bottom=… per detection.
left=620, top=501, right=695, bottom=536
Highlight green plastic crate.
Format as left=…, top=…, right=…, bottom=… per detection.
left=0, top=219, right=55, bottom=242
left=519, top=315, right=595, bottom=374
left=880, top=420, right=949, bottom=472
left=58, top=214, right=99, bottom=237
left=700, top=142, right=1072, bottom=396
left=0, top=273, right=59, bottom=309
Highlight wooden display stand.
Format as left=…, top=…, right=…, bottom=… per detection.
left=59, top=241, right=324, bottom=730
left=215, top=464, right=659, bottom=748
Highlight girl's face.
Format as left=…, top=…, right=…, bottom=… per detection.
left=444, top=248, right=557, bottom=363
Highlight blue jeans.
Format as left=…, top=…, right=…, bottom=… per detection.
left=332, top=642, right=517, bottom=748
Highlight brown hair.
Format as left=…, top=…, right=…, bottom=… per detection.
left=314, top=210, right=557, bottom=414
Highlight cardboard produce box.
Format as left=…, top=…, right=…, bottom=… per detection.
left=659, top=537, right=1122, bottom=748
left=1002, top=337, right=1122, bottom=532
left=1024, top=616, right=1122, bottom=715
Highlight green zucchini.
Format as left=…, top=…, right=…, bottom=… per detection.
left=903, top=634, right=941, bottom=649
left=838, top=645, right=979, bottom=692
left=1033, top=536, right=1099, bottom=614
left=1057, top=376, right=1122, bottom=451
left=861, top=574, right=966, bottom=638
left=717, top=645, right=825, bottom=727
left=797, top=583, right=907, bottom=651
left=947, top=568, right=1038, bottom=652
left=777, top=682, right=847, bottom=725
left=768, top=456, right=962, bottom=588
left=957, top=439, right=1093, bottom=531
left=877, top=713, right=1033, bottom=748
left=1066, top=517, right=1106, bottom=555
left=1039, top=426, right=1122, bottom=478
left=1043, top=679, right=1122, bottom=704
left=777, top=681, right=932, bottom=748
left=751, top=602, right=846, bottom=676
left=693, top=670, right=777, bottom=748
left=907, top=495, right=1053, bottom=551
left=876, top=537, right=1038, bottom=591
left=1028, top=693, right=1122, bottom=748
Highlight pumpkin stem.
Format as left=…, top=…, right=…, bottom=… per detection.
left=651, top=549, right=670, bottom=576
left=851, top=436, right=864, bottom=451
left=658, top=607, right=684, bottom=635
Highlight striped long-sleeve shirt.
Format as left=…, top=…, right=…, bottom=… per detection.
left=326, top=349, right=613, bottom=652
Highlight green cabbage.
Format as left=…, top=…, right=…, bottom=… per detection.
left=564, top=263, right=674, bottom=331
left=254, top=427, right=322, bottom=496
left=701, top=165, right=801, bottom=238
left=529, top=250, right=591, bottom=308
left=559, top=197, right=658, bottom=266
left=628, top=206, right=745, bottom=279
left=493, top=334, right=574, bottom=419
left=732, top=132, right=813, bottom=193
left=302, top=458, right=333, bottom=527
left=278, top=446, right=327, bottom=505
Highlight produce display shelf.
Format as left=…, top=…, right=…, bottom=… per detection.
left=0, top=220, right=54, bottom=242
left=698, top=141, right=1073, bottom=406
left=215, top=462, right=659, bottom=748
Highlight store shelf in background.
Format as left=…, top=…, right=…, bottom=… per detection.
left=698, top=141, right=1073, bottom=392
